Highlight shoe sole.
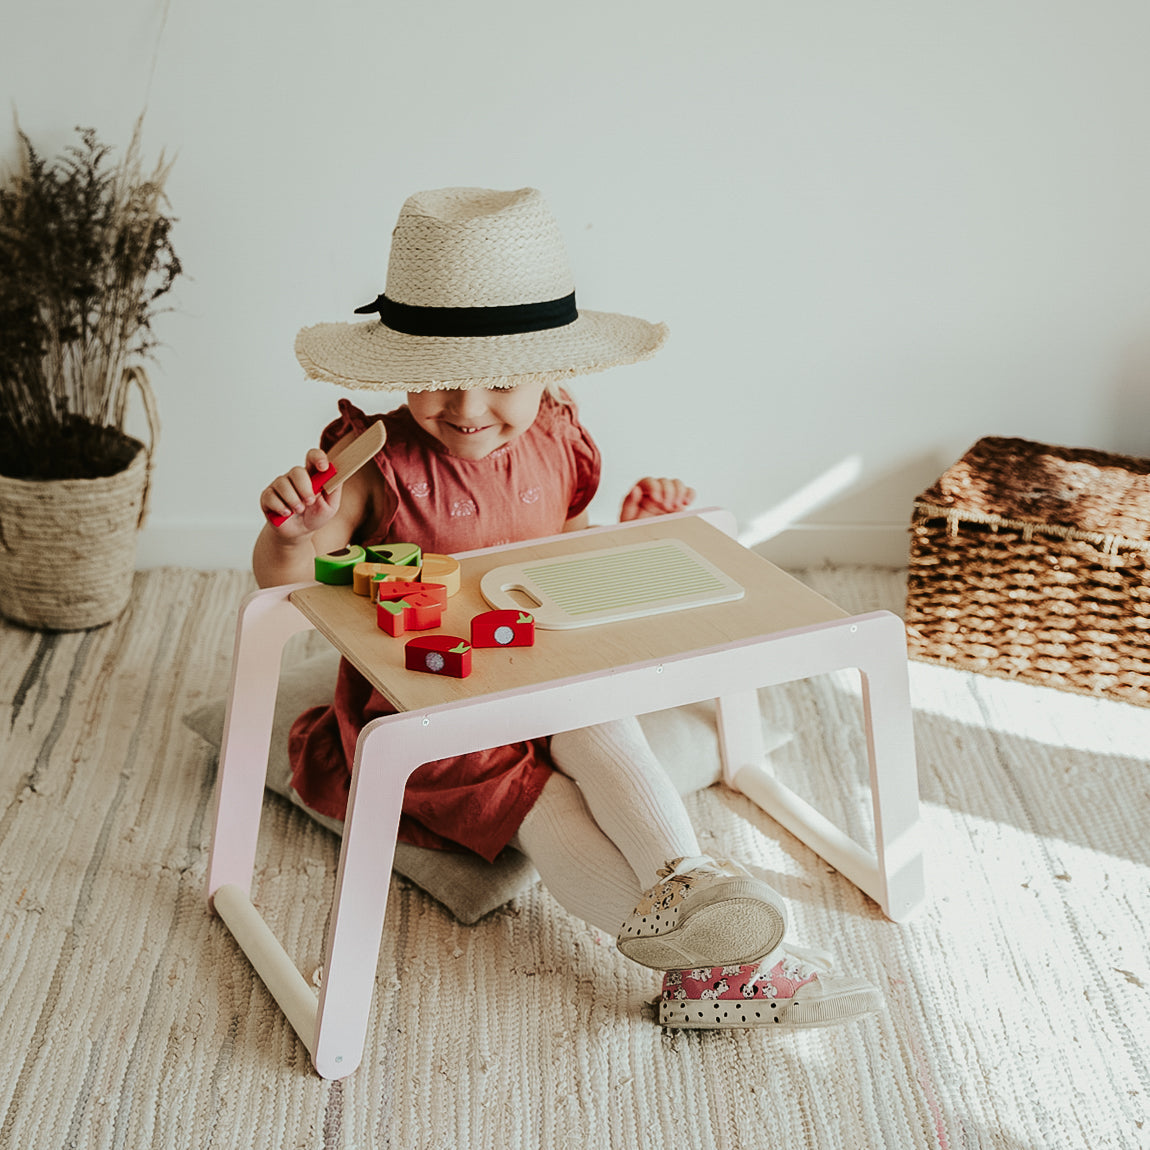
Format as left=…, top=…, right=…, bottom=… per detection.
left=658, top=984, right=883, bottom=1030
left=617, top=878, right=787, bottom=971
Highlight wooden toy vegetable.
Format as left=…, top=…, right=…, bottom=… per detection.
left=470, top=609, right=535, bottom=647
left=404, top=635, right=472, bottom=678
left=374, top=580, right=446, bottom=608
left=353, top=562, right=416, bottom=597
left=376, top=591, right=445, bottom=636
left=365, top=542, right=422, bottom=568
left=314, top=545, right=367, bottom=586
left=420, top=553, right=461, bottom=597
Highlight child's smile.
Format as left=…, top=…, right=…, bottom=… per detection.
left=407, top=381, right=547, bottom=460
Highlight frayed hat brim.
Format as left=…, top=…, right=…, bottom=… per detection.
left=295, top=309, right=668, bottom=392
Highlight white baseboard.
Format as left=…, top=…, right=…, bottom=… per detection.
left=747, top=524, right=910, bottom=569
left=134, top=521, right=911, bottom=571
left=135, top=524, right=255, bottom=570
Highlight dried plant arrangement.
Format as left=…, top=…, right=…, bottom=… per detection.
left=0, top=119, right=181, bottom=480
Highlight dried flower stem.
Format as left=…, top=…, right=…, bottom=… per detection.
left=0, top=115, right=181, bottom=479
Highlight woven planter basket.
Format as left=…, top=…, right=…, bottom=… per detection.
left=0, top=368, right=158, bottom=631
left=905, top=436, right=1150, bottom=707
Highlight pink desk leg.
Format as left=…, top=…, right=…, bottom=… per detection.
left=311, top=718, right=411, bottom=1078
left=206, top=584, right=328, bottom=1056
left=207, top=583, right=317, bottom=900
left=715, top=611, right=924, bottom=922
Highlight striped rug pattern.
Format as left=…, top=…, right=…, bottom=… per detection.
left=0, top=566, right=1146, bottom=1149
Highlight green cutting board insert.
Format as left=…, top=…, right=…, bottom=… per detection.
left=479, top=538, right=745, bottom=629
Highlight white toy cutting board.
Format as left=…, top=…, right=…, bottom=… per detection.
left=479, top=538, right=744, bottom=629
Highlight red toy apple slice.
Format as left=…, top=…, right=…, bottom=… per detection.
left=470, top=609, right=535, bottom=648
left=404, top=635, right=472, bottom=678
left=374, top=579, right=446, bottom=607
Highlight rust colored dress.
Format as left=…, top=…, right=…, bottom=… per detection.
left=287, top=393, right=601, bottom=862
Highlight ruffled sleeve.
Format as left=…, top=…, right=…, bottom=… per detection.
left=548, top=390, right=601, bottom=520
left=319, top=397, right=367, bottom=453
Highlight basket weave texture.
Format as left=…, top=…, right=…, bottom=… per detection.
left=905, top=436, right=1150, bottom=706
left=0, top=367, right=158, bottom=631
left=0, top=444, right=150, bottom=630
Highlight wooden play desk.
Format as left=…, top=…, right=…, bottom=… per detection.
left=206, top=510, right=922, bottom=1079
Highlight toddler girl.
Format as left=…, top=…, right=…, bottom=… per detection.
left=254, top=186, right=881, bottom=1030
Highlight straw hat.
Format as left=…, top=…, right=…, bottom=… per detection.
left=294, top=187, right=668, bottom=392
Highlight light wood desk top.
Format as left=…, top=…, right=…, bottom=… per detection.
left=289, top=514, right=847, bottom=713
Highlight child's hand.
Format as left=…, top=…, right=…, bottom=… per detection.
left=619, top=477, right=696, bottom=521
left=260, top=447, right=341, bottom=535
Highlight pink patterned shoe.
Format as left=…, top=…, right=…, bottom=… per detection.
left=658, top=946, right=882, bottom=1029
left=617, top=856, right=787, bottom=971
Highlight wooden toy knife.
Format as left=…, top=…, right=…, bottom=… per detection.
left=265, top=420, right=387, bottom=526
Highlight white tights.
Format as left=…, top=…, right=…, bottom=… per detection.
left=509, top=718, right=701, bottom=934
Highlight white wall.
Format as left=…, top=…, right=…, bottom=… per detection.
left=5, top=1, right=1150, bottom=569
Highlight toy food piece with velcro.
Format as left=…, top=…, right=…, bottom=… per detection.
left=420, top=553, right=461, bottom=597
left=353, top=561, right=417, bottom=597
left=471, top=609, right=535, bottom=648
left=375, top=581, right=448, bottom=636
left=314, top=545, right=367, bottom=585
left=365, top=542, right=422, bottom=568
left=376, top=592, right=444, bottom=636
left=373, top=577, right=438, bottom=604
left=405, top=635, right=472, bottom=678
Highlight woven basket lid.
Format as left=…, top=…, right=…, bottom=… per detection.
left=915, top=436, right=1150, bottom=543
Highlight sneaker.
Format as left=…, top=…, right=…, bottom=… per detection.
left=616, top=856, right=788, bottom=971
left=658, top=947, right=883, bottom=1030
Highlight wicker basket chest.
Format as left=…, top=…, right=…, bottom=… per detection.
left=905, top=436, right=1150, bottom=706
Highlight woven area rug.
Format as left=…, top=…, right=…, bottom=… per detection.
left=1, top=566, right=1147, bottom=1149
